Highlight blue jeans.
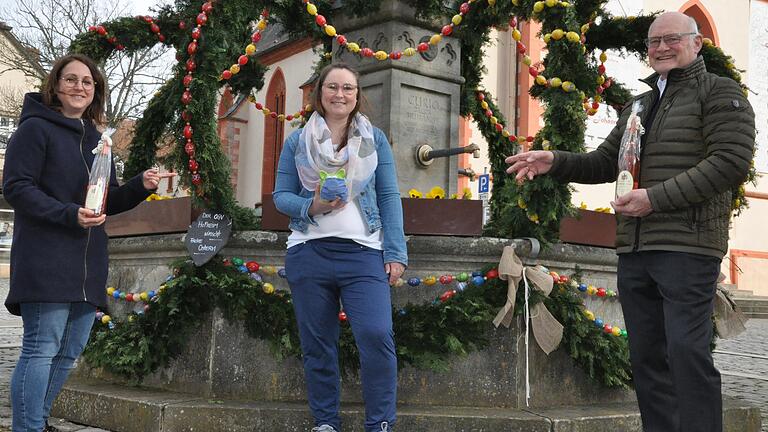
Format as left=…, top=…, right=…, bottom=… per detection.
left=11, top=302, right=96, bottom=432
left=286, top=238, right=397, bottom=432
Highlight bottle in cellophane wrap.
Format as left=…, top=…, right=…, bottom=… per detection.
left=615, top=101, right=645, bottom=198
left=84, top=128, right=114, bottom=216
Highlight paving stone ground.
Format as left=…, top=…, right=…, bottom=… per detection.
left=1, top=277, right=766, bottom=432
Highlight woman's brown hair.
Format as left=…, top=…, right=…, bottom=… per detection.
left=42, top=54, right=107, bottom=126
left=311, top=63, right=366, bottom=150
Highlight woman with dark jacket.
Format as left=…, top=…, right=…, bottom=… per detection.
left=3, top=54, right=171, bottom=432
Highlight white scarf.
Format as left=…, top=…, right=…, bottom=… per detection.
left=295, top=112, right=377, bottom=201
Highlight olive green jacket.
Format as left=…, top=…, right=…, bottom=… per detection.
left=550, top=56, right=755, bottom=258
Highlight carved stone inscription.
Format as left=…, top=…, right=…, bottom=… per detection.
left=398, top=84, right=451, bottom=193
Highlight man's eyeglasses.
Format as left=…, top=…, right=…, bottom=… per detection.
left=645, top=32, right=697, bottom=49
left=323, top=83, right=358, bottom=95
left=60, top=76, right=95, bottom=90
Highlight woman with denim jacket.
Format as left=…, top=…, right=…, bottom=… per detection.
left=272, top=63, right=407, bottom=432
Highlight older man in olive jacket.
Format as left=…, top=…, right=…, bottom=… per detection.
left=505, top=11, right=755, bottom=432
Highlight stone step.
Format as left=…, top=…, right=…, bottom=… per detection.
left=52, top=381, right=762, bottom=432
left=734, top=298, right=768, bottom=318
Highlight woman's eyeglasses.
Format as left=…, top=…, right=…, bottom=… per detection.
left=60, top=76, right=95, bottom=90
left=645, top=32, right=697, bottom=49
left=323, top=83, right=358, bottom=95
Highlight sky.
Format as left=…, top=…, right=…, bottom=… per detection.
left=0, top=0, right=165, bottom=18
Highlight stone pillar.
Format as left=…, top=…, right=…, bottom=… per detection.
left=331, top=1, right=464, bottom=196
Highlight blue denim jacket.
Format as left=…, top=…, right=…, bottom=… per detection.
left=273, top=126, right=408, bottom=266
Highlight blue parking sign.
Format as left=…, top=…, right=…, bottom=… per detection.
left=478, top=174, right=490, bottom=193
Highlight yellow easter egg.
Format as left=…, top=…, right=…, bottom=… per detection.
left=324, top=25, right=336, bottom=37
left=551, top=29, right=564, bottom=40
left=306, top=3, right=317, bottom=15
left=263, top=283, right=275, bottom=294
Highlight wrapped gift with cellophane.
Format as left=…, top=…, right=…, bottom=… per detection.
left=615, top=101, right=645, bottom=198
left=84, top=128, right=114, bottom=216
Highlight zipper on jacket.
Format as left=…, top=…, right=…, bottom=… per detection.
left=631, top=90, right=662, bottom=253
left=79, top=119, right=89, bottom=302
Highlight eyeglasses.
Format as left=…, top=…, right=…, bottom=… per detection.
left=59, top=75, right=95, bottom=90
left=645, top=32, right=697, bottom=49
left=323, top=83, right=358, bottom=95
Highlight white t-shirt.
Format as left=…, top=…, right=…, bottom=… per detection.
left=286, top=200, right=383, bottom=250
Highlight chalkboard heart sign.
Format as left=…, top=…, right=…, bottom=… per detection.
left=185, top=210, right=232, bottom=266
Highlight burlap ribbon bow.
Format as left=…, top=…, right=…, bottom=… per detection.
left=713, top=273, right=747, bottom=339
left=492, top=245, right=564, bottom=355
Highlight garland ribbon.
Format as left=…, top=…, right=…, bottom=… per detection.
left=714, top=273, right=747, bottom=339
left=493, top=246, right=565, bottom=405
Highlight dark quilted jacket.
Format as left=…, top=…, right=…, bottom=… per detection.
left=550, top=56, right=755, bottom=258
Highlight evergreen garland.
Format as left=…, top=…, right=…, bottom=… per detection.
left=67, top=0, right=755, bottom=238
left=84, top=259, right=633, bottom=388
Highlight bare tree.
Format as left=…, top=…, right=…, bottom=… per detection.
left=0, top=84, right=26, bottom=118
left=1, top=0, right=172, bottom=125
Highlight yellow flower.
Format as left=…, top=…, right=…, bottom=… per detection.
left=462, top=187, right=472, bottom=199
left=426, top=186, right=446, bottom=199
left=579, top=201, right=587, bottom=209
left=408, top=189, right=422, bottom=198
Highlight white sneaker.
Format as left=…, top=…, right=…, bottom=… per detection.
left=311, top=425, right=338, bottom=432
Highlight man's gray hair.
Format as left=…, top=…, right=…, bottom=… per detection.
left=686, top=15, right=699, bottom=34
left=648, top=12, right=701, bottom=36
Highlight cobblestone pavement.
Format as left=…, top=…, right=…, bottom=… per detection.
left=1, top=277, right=766, bottom=431
left=714, top=320, right=768, bottom=432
